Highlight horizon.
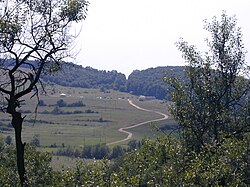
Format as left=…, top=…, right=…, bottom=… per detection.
left=77, top=63, right=185, bottom=78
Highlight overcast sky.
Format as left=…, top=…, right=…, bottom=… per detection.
left=73, top=0, right=250, bottom=77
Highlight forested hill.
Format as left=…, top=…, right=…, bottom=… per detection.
left=127, top=66, right=185, bottom=99
left=42, top=63, right=127, bottom=92
left=41, top=63, right=185, bottom=99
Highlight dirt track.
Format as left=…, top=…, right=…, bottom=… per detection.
left=107, top=99, right=168, bottom=145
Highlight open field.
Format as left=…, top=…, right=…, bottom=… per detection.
left=0, top=85, right=176, bottom=149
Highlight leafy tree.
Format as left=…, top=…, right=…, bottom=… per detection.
left=57, top=99, right=67, bottom=107
left=38, top=100, right=46, bottom=106
left=0, top=0, right=88, bottom=185
left=127, top=139, right=141, bottom=151
left=5, top=135, right=13, bottom=145
left=0, top=134, right=4, bottom=149
left=108, top=136, right=248, bottom=186
left=166, top=12, right=250, bottom=151
left=0, top=144, right=56, bottom=186
left=109, top=145, right=125, bottom=159
left=30, top=135, right=40, bottom=147
left=67, top=100, right=85, bottom=107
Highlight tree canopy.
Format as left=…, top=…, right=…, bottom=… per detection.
left=166, top=12, right=250, bottom=150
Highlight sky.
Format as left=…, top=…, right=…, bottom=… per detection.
left=72, top=0, right=250, bottom=77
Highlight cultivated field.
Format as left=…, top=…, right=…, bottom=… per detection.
left=0, top=85, right=176, bottom=150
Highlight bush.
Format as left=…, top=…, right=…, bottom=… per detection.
left=5, top=136, right=12, bottom=145
left=38, top=100, right=46, bottom=106
left=0, top=145, right=55, bottom=186
left=67, top=101, right=85, bottom=107
left=57, top=99, right=66, bottom=107
left=30, top=135, right=40, bottom=147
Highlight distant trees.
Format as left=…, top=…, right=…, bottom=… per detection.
left=38, top=100, right=46, bottom=106
left=42, top=63, right=127, bottom=92
left=30, top=135, right=40, bottom=147
left=127, top=67, right=185, bottom=99
left=57, top=99, right=85, bottom=107
left=0, top=0, right=88, bottom=185
left=57, top=99, right=67, bottom=107
left=57, top=144, right=114, bottom=159
left=42, top=62, right=186, bottom=100
left=56, top=140, right=141, bottom=160
left=5, top=136, right=12, bottom=145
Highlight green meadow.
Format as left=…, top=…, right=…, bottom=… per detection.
left=0, top=85, right=176, bottom=150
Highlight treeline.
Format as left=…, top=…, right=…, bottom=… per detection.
left=41, top=62, right=185, bottom=100
left=56, top=140, right=141, bottom=160
left=41, top=63, right=127, bottom=92
left=4, top=59, right=185, bottom=100
left=127, top=66, right=185, bottom=99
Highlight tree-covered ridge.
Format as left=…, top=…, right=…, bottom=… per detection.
left=42, top=62, right=127, bottom=92
left=42, top=63, right=185, bottom=100
left=2, top=58, right=185, bottom=100
left=3, top=58, right=186, bottom=99
left=127, top=66, right=185, bottom=99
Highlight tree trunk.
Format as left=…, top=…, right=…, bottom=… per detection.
left=12, top=111, right=27, bottom=187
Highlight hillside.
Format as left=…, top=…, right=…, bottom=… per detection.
left=42, top=63, right=127, bottom=92
left=2, top=59, right=185, bottom=99
left=41, top=62, right=185, bottom=100
left=127, top=66, right=185, bottom=99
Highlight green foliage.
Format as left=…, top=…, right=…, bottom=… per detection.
left=42, top=63, right=186, bottom=100
left=0, top=135, right=248, bottom=186
left=56, top=144, right=125, bottom=160
left=54, top=136, right=248, bottom=186
left=0, top=19, right=21, bottom=49
left=0, top=144, right=55, bottom=186
left=57, top=159, right=112, bottom=186
left=5, top=135, right=12, bottom=145
left=127, top=66, right=185, bottom=99
left=109, top=145, right=125, bottom=159
left=111, top=136, right=249, bottom=186
left=42, top=63, right=127, bottom=92
left=30, top=135, right=40, bottom=147
left=166, top=12, right=250, bottom=150
left=0, top=134, right=4, bottom=149
left=38, top=100, right=46, bottom=106
left=56, top=99, right=85, bottom=107
left=57, top=99, right=67, bottom=107
left=61, top=0, right=89, bottom=22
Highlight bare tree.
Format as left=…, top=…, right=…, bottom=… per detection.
left=0, top=0, right=88, bottom=185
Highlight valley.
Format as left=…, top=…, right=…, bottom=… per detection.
left=0, top=85, right=176, bottom=151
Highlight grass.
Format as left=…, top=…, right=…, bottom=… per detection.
left=0, top=85, right=177, bottom=149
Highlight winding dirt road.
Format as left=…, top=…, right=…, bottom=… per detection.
left=107, top=99, right=168, bottom=145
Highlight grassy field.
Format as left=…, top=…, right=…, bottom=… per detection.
left=0, top=85, right=176, bottom=149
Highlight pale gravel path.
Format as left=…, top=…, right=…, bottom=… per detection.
left=107, top=99, right=168, bottom=145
